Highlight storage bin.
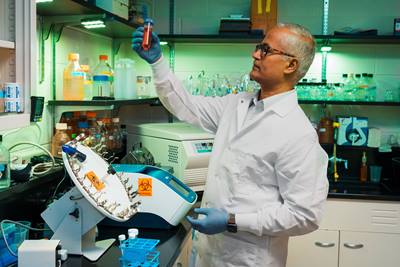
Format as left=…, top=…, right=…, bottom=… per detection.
left=0, top=221, right=31, bottom=267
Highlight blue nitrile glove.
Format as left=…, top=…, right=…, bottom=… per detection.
left=132, top=27, right=162, bottom=64
left=186, top=208, right=229, bottom=235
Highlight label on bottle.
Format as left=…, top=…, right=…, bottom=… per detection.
left=71, top=71, right=85, bottom=77
left=0, top=163, right=6, bottom=179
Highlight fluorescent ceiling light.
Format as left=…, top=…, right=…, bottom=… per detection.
left=84, top=24, right=106, bottom=29
left=320, top=45, right=332, bottom=52
left=160, top=41, right=168, bottom=46
left=81, top=20, right=104, bottom=26
left=81, top=18, right=106, bottom=29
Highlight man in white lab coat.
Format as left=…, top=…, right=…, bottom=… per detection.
left=132, top=23, right=329, bottom=267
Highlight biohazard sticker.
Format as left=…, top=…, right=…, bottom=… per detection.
left=138, top=178, right=152, bottom=196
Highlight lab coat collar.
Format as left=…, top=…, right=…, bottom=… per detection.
left=250, top=89, right=298, bottom=117
left=235, top=89, right=298, bottom=137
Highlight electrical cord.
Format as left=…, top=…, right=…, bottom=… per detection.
left=0, top=219, right=50, bottom=257
left=50, top=167, right=67, bottom=201
left=8, top=142, right=56, bottom=177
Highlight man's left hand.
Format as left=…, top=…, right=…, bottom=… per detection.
left=186, top=208, right=228, bottom=235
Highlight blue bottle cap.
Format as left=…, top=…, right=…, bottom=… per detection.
left=93, top=75, right=109, bottom=81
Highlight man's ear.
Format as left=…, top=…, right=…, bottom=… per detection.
left=284, top=58, right=299, bottom=75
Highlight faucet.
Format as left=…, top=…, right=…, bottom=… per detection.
left=328, top=155, right=348, bottom=181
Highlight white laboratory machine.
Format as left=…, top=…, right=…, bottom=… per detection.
left=127, top=123, right=214, bottom=191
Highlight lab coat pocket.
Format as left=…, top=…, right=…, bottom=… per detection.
left=233, top=150, right=266, bottom=191
left=219, top=234, right=259, bottom=266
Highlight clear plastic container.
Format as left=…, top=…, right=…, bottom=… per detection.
left=81, top=64, right=93, bottom=100
left=93, top=55, right=113, bottom=98
left=51, top=123, right=71, bottom=157
left=0, top=135, right=10, bottom=189
left=63, top=53, right=84, bottom=100
left=114, top=58, right=136, bottom=99
left=93, top=75, right=111, bottom=98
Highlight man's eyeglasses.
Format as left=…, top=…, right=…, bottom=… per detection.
left=254, top=43, right=296, bottom=58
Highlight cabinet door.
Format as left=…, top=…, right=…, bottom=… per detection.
left=340, top=231, right=400, bottom=267
left=286, top=229, right=339, bottom=267
left=173, top=232, right=193, bottom=267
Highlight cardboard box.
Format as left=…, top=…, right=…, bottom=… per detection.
left=250, top=0, right=277, bottom=34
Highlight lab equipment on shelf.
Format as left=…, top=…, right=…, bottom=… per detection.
left=93, top=55, right=114, bottom=99
left=63, top=53, right=84, bottom=100
left=295, top=73, right=381, bottom=102
left=360, top=151, right=368, bottom=182
left=50, top=123, right=70, bottom=158
left=114, top=58, right=136, bottom=99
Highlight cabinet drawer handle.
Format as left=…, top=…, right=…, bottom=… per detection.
left=344, top=243, right=364, bottom=249
left=315, top=242, right=335, bottom=248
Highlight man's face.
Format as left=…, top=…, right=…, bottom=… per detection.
left=249, top=28, right=296, bottom=86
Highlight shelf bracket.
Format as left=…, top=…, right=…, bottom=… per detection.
left=39, top=17, right=53, bottom=84
left=112, top=39, right=123, bottom=68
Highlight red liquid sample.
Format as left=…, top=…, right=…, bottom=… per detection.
left=142, top=23, right=152, bottom=51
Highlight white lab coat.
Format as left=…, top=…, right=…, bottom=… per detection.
left=151, top=57, right=329, bottom=267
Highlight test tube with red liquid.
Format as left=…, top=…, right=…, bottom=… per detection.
left=142, top=18, right=154, bottom=51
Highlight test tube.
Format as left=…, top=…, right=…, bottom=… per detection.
left=142, top=18, right=154, bottom=51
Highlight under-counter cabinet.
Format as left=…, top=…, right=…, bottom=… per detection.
left=287, top=199, right=400, bottom=267
left=173, top=231, right=193, bottom=267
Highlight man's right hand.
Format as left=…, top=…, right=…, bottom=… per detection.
left=131, top=27, right=162, bottom=64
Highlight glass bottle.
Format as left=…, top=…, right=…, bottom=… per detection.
left=51, top=123, right=71, bottom=158
left=0, top=135, right=10, bottom=189
left=367, top=74, right=377, bottom=101
left=93, top=55, right=114, bottom=98
left=360, top=151, right=368, bottom=182
left=63, top=53, right=84, bottom=100
left=111, top=117, right=123, bottom=152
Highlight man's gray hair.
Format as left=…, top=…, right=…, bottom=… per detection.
left=275, top=23, right=316, bottom=80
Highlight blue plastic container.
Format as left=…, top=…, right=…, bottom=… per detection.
left=119, top=238, right=160, bottom=266
left=0, top=221, right=30, bottom=267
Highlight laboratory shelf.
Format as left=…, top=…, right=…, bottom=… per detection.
left=0, top=167, right=64, bottom=202
left=0, top=40, right=15, bottom=49
left=299, top=100, right=400, bottom=106
left=158, top=34, right=264, bottom=44
left=313, top=34, right=400, bottom=44
left=158, top=34, right=400, bottom=45
left=36, top=0, right=139, bottom=38
left=47, top=98, right=400, bottom=107
left=47, top=97, right=161, bottom=107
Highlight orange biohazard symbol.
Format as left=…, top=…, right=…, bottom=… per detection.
left=138, top=178, right=152, bottom=196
